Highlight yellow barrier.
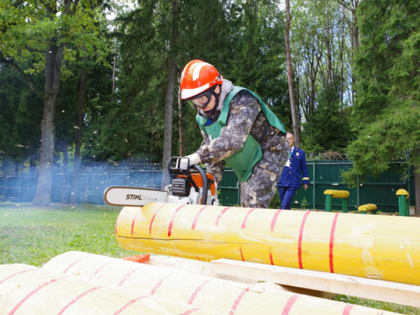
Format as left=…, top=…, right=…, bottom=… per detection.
left=116, top=202, right=420, bottom=285
left=396, top=189, right=409, bottom=199
left=358, top=204, right=377, bottom=213
left=324, top=190, right=350, bottom=211
left=324, top=190, right=350, bottom=199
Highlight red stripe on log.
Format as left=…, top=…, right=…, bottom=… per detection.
left=57, top=286, right=102, bottom=315
left=9, top=278, right=58, bottom=314
left=168, top=204, right=187, bottom=237
left=150, top=273, right=172, bottom=295
left=269, top=249, right=274, bottom=265
left=270, top=209, right=282, bottom=232
left=131, top=211, right=139, bottom=235
left=229, top=287, right=250, bottom=315
left=118, top=268, right=137, bottom=287
left=298, top=211, right=310, bottom=269
left=0, top=269, right=31, bottom=285
left=180, top=308, right=200, bottom=315
left=241, top=208, right=256, bottom=229
left=188, top=279, right=210, bottom=304
left=329, top=213, right=340, bottom=273
left=342, top=304, right=353, bottom=315
left=215, top=207, right=230, bottom=226
left=63, top=257, right=83, bottom=274
left=239, top=247, right=245, bottom=261
left=281, top=294, right=299, bottom=315
left=113, top=296, right=148, bottom=315
left=191, top=206, right=210, bottom=230
left=90, top=263, right=109, bottom=279
left=148, top=204, right=166, bottom=234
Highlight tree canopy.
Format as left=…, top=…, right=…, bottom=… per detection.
left=343, top=0, right=420, bottom=184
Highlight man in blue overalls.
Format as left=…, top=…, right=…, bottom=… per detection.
left=277, top=132, right=309, bottom=209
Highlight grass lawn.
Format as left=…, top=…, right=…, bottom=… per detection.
left=0, top=203, right=419, bottom=314
left=0, top=203, right=135, bottom=266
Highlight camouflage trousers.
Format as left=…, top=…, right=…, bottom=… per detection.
left=240, top=136, right=288, bottom=208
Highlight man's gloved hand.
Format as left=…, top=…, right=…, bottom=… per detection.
left=177, top=153, right=201, bottom=170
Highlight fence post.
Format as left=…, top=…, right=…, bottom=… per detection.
left=357, top=176, right=360, bottom=210
left=312, top=161, right=316, bottom=209
left=325, top=194, right=332, bottom=211
left=396, top=189, right=409, bottom=216
left=342, top=198, right=348, bottom=212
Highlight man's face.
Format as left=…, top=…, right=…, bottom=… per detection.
left=190, top=85, right=220, bottom=114
left=286, top=132, right=295, bottom=148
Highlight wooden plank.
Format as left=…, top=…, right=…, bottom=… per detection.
left=208, top=259, right=420, bottom=308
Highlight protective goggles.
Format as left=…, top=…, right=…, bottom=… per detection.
left=185, top=88, right=215, bottom=109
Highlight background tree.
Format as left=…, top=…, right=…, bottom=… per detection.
left=0, top=0, right=110, bottom=205
left=285, top=0, right=300, bottom=146
left=302, top=81, right=353, bottom=155
left=291, top=0, right=354, bottom=153
left=343, top=0, right=420, bottom=213
left=111, top=0, right=288, bottom=162
left=0, top=62, right=43, bottom=172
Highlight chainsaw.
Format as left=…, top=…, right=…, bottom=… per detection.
left=104, top=157, right=219, bottom=206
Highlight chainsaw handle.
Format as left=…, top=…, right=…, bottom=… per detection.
left=192, top=164, right=208, bottom=205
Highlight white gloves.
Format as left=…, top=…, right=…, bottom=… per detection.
left=178, top=153, right=201, bottom=170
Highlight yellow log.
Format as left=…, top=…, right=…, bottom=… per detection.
left=0, top=263, right=215, bottom=315
left=41, top=251, right=399, bottom=315
left=115, top=202, right=420, bottom=285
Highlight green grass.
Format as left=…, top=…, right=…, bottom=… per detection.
left=0, top=203, right=419, bottom=314
left=0, top=203, right=135, bottom=266
left=333, top=295, right=420, bottom=315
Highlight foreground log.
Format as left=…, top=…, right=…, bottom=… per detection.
left=115, top=202, right=420, bottom=285
left=41, top=251, right=398, bottom=315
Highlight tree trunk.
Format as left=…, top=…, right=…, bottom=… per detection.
left=161, top=58, right=176, bottom=188
left=178, top=85, right=183, bottom=156
left=352, top=6, right=359, bottom=51
left=112, top=40, right=117, bottom=93
left=310, top=77, right=316, bottom=118
left=326, top=36, right=332, bottom=85
left=32, top=42, right=64, bottom=206
left=339, top=15, right=344, bottom=108
left=285, top=0, right=300, bottom=145
left=351, top=4, right=359, bottom=107
left=415, top=169, right=420, bottom=216
left=161, top=0, right=179, bottom=188
left=70, top=70, right=86, bottom=203
left=338, top=0, right=359, bottom=107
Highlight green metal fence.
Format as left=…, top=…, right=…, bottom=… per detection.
left=218, top=169, right=241, bottom=206
left=0, top=161, right=415, bottom=211
left=218, top=161, right=416, bottom=212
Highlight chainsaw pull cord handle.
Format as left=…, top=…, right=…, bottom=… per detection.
left=192, top=164, right=208, bottom=205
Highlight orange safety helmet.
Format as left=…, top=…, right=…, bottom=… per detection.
left=180, top=59, right=223, bottom=100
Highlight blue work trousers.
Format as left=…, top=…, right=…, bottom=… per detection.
left=278, top=186, right=297, bottom=210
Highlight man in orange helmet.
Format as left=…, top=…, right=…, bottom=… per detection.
left=179, top=59, right=288, bottom=208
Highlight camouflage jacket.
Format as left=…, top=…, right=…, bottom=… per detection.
left=195, top=80, right=285, bottom=183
